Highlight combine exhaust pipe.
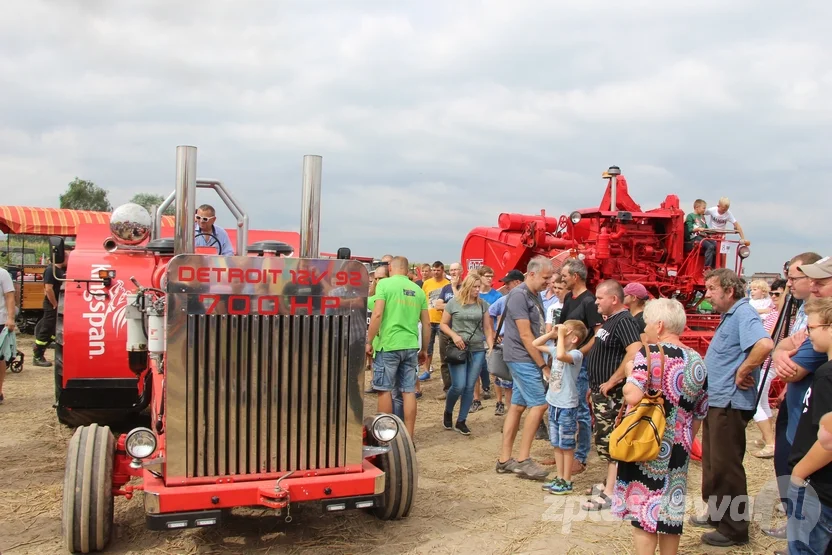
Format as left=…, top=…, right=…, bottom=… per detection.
left=103, top=237, right=118, bottom=253
left=300, top=154, right=322, bottom=258
left=174, top=145, right=197, bottom=255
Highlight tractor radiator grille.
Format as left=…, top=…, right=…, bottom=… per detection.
left=184, top=314, right=351, bottom=477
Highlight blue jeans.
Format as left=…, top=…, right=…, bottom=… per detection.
left=479, top=355, right=491, bottom=391
left=548, top=406, right=578, bottom=450
left=427, top=323, right=440, bottom=359
left=372, top=349, right=419, bottom=393
left=575, top=361, right=591, bottom=465
left=786, top=482, right=832, bottom=554
left=392, top=389, right=404, bottom=420
left=506, top=361, right=547, bottom=407
left=446, top=351, right=486, bottom=422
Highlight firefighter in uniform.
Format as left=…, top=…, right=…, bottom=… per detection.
left=32, top=257, right=67, bottom=367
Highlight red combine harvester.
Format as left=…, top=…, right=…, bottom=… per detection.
left=55, top=146, right=416, bottom=554
left=461, top=166, right=753, bottom=356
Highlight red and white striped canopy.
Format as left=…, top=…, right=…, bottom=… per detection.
left=0, top=206, right=175, bottom=236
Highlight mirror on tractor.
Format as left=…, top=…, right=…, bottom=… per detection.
left=337, top=247, right=351, bottom=260
left=49, top=236, right=65, bottom=264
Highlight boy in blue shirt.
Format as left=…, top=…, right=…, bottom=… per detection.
left=532, top=320, right=588, bottom=494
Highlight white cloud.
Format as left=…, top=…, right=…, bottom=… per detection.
left=0, top=0, right=830, bottom=273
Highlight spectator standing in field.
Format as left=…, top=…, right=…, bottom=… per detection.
left=581, top=280, right=643, bottom=512
left=470, top=266, right=501, bottom=410
left=612, top=298, right=708, bottom=555
left=624, top=282, right=649, bottom=342
left=544, top=275, right=567, bottom=334
left=439, top=273, right=494, bottom=435
left=768, top=252, right=827, bottom=539
left=533, top=320, right=588, bottom=495
left=488, top=269, right=525, bottom=415
left=0, top=265, right=16, bottom=404
left=366, top=257, right=431, bottom=438
left=690, top=269, right=773, bottom=547
left=786, top=297, right=832, bottom=554
left=495, top=257, right=554, bottom=481
left=32, top=255, right=67, bottom=367
left=429, top=262, right=462, bottom=397
left=751, top=278, right=787, bottom=460
left=685, top=199, right=717, bottom=269
left=559, top=258, right=604, bottom=476
left=421, top=261, right=450, bottom=380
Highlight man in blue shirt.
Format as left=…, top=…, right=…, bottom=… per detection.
left=194, top=204, right=234, bottom=256
left=692, top=269, right=774, bottom=548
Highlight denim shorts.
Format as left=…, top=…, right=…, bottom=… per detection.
left=372, top=349, right=419, bottom=393
left=506, top=361, right=547, bottom=407
left=548, top=406, right=578, bottom=450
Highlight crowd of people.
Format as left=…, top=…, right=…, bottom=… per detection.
left=365, top=250, right=832, bottom=555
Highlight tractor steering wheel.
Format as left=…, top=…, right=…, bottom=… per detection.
left=194, top=231, right=223, bottom=255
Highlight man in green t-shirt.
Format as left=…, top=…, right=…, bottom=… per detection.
left=367, top=256, right=431, bottom=438
left=685, top=198, right=716, bottom=268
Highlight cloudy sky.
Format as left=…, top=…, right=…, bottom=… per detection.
left=1, top=0, right=830, bottom=274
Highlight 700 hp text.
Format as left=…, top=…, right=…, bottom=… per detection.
left=198, top=294, right=341, bottom=315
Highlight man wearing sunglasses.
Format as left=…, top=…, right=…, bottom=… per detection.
left=194, top=204, right=234, bottom=256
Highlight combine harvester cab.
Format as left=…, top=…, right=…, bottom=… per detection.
left=57, top=146, right=417, bottom=554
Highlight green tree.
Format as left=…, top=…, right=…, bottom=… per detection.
left=130, top=193, right=174, bottom=216
left=59, top=177, right=112, bottom=212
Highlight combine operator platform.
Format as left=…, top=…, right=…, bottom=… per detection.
left=57, top=146, right=417, bottom=554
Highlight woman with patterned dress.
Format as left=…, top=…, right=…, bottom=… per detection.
left=611, top=299, right=708, bottom=555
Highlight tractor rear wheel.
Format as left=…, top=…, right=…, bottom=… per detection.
left=62, top=423, right=115, bottom=554
left=369, top=414, right=418, bottom=520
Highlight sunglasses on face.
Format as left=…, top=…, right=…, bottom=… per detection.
left=770, top=291, right=782, bottom=297
left=195, top=215, right=214, bottom=222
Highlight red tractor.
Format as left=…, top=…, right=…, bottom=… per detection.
left=55, top=146, right=417, bottom=554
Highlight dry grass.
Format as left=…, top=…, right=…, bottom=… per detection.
left=1, top=339, right=788, bottom=554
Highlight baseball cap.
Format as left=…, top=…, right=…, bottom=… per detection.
left=623, top=282, right=650, bottom=300
left=499, top=269, right=525, bottom=283
left=800, top=256, right=832, bottom=279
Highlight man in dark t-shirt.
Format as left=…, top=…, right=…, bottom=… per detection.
left=786, top=298, right=832, bottom=554
left=581, top=279, right=642, bottom=511
left=558, top=258, right=604, bottom=474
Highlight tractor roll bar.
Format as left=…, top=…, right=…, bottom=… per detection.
left=156, top=146, right=250, bottom=256
left=300, top=154, right=322, bottom=258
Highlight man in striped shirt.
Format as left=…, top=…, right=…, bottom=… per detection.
left=581, top=279, right=643, bottom=511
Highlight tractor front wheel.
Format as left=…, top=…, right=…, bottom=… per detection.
left=369, top=414, right=418, bottom=520
left=62, top=423, right=115, bottom=554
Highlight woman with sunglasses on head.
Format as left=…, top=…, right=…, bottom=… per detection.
left=753, top=278, right=788, bottom=458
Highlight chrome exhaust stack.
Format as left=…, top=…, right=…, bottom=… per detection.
left=173, top=145, right=197, bottom=256
left=300, top=155, right=322, bottom=258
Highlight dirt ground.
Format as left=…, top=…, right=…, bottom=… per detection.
left=1, top=334, right=788, bottom=555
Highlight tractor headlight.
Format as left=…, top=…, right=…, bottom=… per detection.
left=569, top=211, right=582, bottom=225
left=125, top=427, right=157, bottom=459
left=738, top=245, right=751, bottom=259
left=371, top=415, right=399, bottom=443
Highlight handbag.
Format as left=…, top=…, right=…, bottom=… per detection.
left=444, top=304, right=485, bottom=364
left=486, top=298, right=512, bottom=381
left=609, top=344, right=668, bottom=463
